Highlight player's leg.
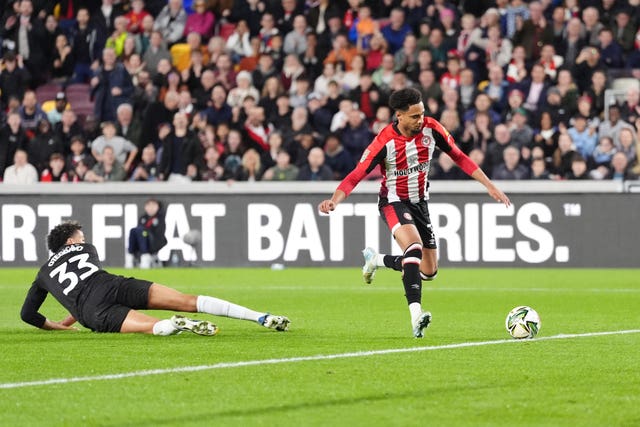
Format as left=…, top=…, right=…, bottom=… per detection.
left=421, top=248, right=438, bottom=281
left=393, top=224, right=431, bottom=338
left=146, top=283, right=290, bottom=331
left=416, top=200, right=438, bottom=282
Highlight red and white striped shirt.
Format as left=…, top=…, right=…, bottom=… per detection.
left=337, top=117, right=478, bottom=203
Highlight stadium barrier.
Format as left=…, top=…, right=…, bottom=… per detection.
left=0, top=180, right=637, bottom=268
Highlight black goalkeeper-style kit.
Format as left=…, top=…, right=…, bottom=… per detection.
left=20, top=243, right=152, bottom=332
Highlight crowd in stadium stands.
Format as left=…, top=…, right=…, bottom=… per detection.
left=0, top=0, right=640, bottom=184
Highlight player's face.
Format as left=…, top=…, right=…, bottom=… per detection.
left=398, top=103, right=425, bottom=136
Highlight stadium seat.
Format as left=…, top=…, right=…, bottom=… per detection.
left=35, top=83, right=62, bottom=104
left=65, top=83, right=92, bottom=103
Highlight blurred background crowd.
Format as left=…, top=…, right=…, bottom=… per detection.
left=0, top=0, right=639, bottom=184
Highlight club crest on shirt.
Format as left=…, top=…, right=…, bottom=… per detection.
left=421, top=130, right=433, bottom=147
left=403, top=212, right=412, bottom=221
left=359, top=149, right=370, bottom=163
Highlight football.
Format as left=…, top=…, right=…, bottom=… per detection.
left=505, top=306, right=541, bottom=339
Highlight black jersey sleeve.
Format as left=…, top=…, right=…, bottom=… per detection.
left=20, top=281, right=48, bottom=328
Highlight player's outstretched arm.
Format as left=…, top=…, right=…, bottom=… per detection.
left=470, top=168, right=511, bottom=207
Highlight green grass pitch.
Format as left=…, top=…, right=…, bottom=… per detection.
left=1, top=267, right=639, bottom=426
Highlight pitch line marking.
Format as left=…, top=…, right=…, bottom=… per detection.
left=2, top=329, right=639, bottom=390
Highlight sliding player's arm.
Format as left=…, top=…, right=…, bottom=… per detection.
left=318, top=137, right=387, bottom=213
left=20, top=282, right=78, bottom=331
left=429, top=117, right=511, bottom=207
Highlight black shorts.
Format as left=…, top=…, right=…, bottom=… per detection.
left=79, top=273, right=153, bottom=332
left=379, top=198, right=437, bottom=249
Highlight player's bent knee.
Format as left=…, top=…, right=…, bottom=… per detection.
left=420, top=270, right=438, bottom=281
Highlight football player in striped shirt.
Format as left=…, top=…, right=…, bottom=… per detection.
left=319, top=88, right=510, bottom=338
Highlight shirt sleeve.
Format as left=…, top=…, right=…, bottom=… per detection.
left=20, top=280, right=48, bottom=328
left=337, top=135, right=387, bottom=197
left=427, top=117, right=479, bottom=176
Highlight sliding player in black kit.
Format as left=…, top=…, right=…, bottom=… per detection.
left=21, top=221, right=290, bottom=336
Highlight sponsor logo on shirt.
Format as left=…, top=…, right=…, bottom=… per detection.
left=392, top=161, right=430, bottom=176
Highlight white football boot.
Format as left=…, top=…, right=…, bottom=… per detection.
left=259, top=314, right=290, bottom=331
left=412, top=312, right=432, bottom=338
left=362, top=247, right=378, bottom=284
left=170, top=315, right=218, bottom=336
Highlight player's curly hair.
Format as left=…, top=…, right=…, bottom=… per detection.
left=388, top=88, right=422, bottom=112
left=47, top=221, right=83, bottom=253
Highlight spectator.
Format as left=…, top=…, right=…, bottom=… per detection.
left=323, top=132, right=353, bottom=180
left=124, top=0, right=150, bottom=34
left=591, top=136, right=617, bottom=170
left=340, top=108, right=374, bottom=161
left=158, top=112, right=203, bottom=182
left=505, top=45, right=528, bottom=85
left=105, top=15, right=130, bottom=58
left=509, top=108, right=534, bottom=149
left=0, top=51, right=30, bottom=108
left=283, top=14, right=309, bottom=56
left=70, top=158, right=91, bottom=182
left=125, top=198, right=167, bottom=269
left=559, top=17, right=586, bottom=69
left=130, top=143, right=160, bottom=182
left=479, top=64, right=508, bottom=114
left=143, top=31, right=171, bottom=78
left=91, top=121, right=138, bottom=171
left=573, top=46, right=602, bottom=94
left=233, top=148, right=263, bottom=181
left=141, top=90, right=179, bottom=147
left=297, top=146, right=332, bottom=181
left=66, top=135, right=95, bottom=179
left=116, top=103, right=142, bottom=150
left=85, top=145, right=127, bottom=182
left=565, top=153, right=590, bottom=180
left=568, top=114, right=598, bottom=159
left=69, top=8, right=103, bottom=84
left=581, top=7, right=604, bottom=47
left=530, top=156, right=551, bottom=179
left=599, top=105, right=635, bottom=146
left=584, top=70, right=607, bottom=119
left=50, top=34, right=74, bottom=82
left=135, top=14, right=155, bottom=56
left=533, top=111, right=560, bottom=160
left=243, top=106, right=273, bottom=153
left=184, top=0, right=215, bottom=39
left=461, top=111, right=493, bottom=154
left=19, top=90, right=47, bottom=135
left=3, top=149, right=38, bottom=184
left=620, top=88, right=640, bottom=125
left=226, top=20, right=253, bottom=63
left=262, top=149, right=298, bottom=181
left=227, top=71, right=260, bottom=108
left=484, top=24, right=513, bottom=69
left=28, top=119, right=64, bottom=173
left=154, top=0, right=187, bottom=45
left=608, top=151, right=639, bottom=180
left=552, top=133, right=578, bottom=177
left=615, top=127, right=637, bottom=164
left=55, top=110, right=83, bottom=155
left=492, top=145, right=531, bottom=180
left=512, top=1, right=554, bottom=62
left=464, top=93, right=501, bottom=124
left=485, top=123, right=513, bottom=176
left=40, top=152, right=69, bottom=182
left=381, top=8, right=412, bottom=54
left=3, top=0, right=48, bottom=86
left=598, top=27, right=624, bottom=69
left=430, top=152, right=467, bottom=180
left=200, top=145, right=224, bottom=181
left=91, top=47, right=134, bottom=122
left=521, top=63, right=549, bottom=114
left=0, top=112, right=28, bottom=177
left=612, top=9, right=635, bottom=53
left=47, top=92, right=69, bottom=126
